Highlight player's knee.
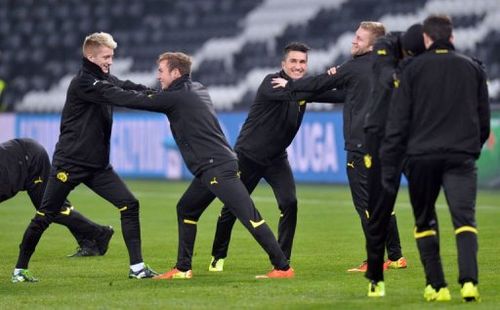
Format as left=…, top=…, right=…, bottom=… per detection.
left=118, top=199, right=139, bottom=217
left=29, top=213, right=52, bottom=233
left=278, top=196, right=297, bottom=213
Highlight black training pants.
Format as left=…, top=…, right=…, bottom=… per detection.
left=346, top=151, right=402, bottom=266
left=211, top=153, right=297, bottom=261
left=23, top=141, right=107, bottom=248
left=363, top=132, right=404, bottom=282
left=175, top=160, right=289, bottom=271
left=406, top=154, right=479, bottom=288
left=16, top=162, right=142, bottom=269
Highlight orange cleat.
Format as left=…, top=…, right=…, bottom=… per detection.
left=347, top=261, right=367, bottom=272
left=153, top=268, right=192, bottom=280
left=255, top=267, right=295, bottom=279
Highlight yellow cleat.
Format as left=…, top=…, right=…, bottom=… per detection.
left=208, top=257, right=224, bottom=272
left=424, top=285, right=451, bottom=301
left=368, top=281, right=385, bottom=297
left=461, top=282, right=481, bottom=302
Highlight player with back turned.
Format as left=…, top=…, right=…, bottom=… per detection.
left=381, top=15, right=490, bottom=302
left=363, top=24, right=426, bottom=297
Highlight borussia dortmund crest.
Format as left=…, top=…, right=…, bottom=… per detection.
left=364, top=154, right=372, bottom=169
left=57, top=171, right=69, bottom=183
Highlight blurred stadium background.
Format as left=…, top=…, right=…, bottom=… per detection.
left=1, top=0, right=499, bottom=187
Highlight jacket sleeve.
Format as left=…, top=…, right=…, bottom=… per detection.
left=380, top=69, right=412, bottom=167
left=258, top=74, right=318, bottom=102
left=110, top=75, right=153, bottom=91
left=260, top=72, right=346, bottom=103
left=95, top=82, right=172, bottom=113
left=477, top=68, right=491, bottom=146
left=286, top=63, right=350, bottom=93
left=308, top=89, right=346, bottom=104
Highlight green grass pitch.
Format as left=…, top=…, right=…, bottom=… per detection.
left=1, top=180, right=499, bottom=309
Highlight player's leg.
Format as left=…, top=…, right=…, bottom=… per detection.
left=85, top=165, right=156, bottom=278
left=365, top=132, right=390, bottom=284
left=202, top=161, right=291, bottom=277
left=442, top=154, right=480, bottom=301
left=264, top=157, right=297, bottom=262
left=155, top=178, right=217, bottom=279
left=407, top=155, right=450, bottom=301
left=52, top=205, right=114, bottom=257
left=13, top=164, right=79, bottom=282
left=26, top=146, right=111, bottom=256
left=211, top=154, right=262, bottom=261
left=346, top=151, right=370, bottom=272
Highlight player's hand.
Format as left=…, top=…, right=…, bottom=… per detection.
left=271, top=77, right=288, bottom=88
left=327, top=66, right=338, bottom=76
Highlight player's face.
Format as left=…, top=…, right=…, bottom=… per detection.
left=351, top=27, right=374, bottom=56
left=158, top=60, right=179, bottom=89
left=87, top=46, right=114, bottom=73
left=281, top=51, right=308, bottom=80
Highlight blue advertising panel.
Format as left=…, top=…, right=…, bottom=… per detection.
left=11, top=111, right=348, bottom=183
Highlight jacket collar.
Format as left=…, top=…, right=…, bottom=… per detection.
left=428, top=39, right=455, bottom=52
left=353, top=50, right=372, bottom=59
left=167, top=74, right=191, bottom=90
left=279, top=70, right=293, bottom=80
left=82, top=57, right=109, bottom=80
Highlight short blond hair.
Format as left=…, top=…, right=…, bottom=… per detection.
left=158, top=52, right=192, bottom=75
left=359, top=21, right=386, bottom=45
left=82, top=32, right=117, bottom=56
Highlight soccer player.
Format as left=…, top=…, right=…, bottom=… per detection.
left=272, top=21, right=406, bottom=273
left=90, top=51, right=295, bottom=279
left=364, top=24, right=425, bottom=297
left=381, top=15, right=490, bottom=302
left=10, top=32, right=158, bottom=283
left=1, top=138, right=113, bottom=262
left=208, top=42, right=344, bottom=272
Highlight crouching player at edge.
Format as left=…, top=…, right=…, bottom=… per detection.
left=90, top=52, right=294, bottom=279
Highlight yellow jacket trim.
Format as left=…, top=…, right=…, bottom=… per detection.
left=184, top=219, right=197, bottom=225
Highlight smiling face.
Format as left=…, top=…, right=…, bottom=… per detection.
left=351, top=27, right=375, bottom=56
left=87, top=45, right=114, bottom=73
left=281, top=50, right=308, bottom=80
left=157, top=60, right=181, bottom=89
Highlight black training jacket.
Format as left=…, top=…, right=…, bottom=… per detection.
left=364, top=33, right=403, bottom=136
left=0, top=138, right=39, bottom=201
left=235, top=70, right=343, bottom=166
left=95, top=74, right=237, bottom=176
left=53, top=58, right=148, bottom=168
left=286, top=52, right=374, bottom=153
left=381, top=41, right=491, bottom=165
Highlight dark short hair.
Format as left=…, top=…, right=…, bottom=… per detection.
left=283, top=42, right=310, bottom=60
left=423, top=14, right=453, bottom=42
